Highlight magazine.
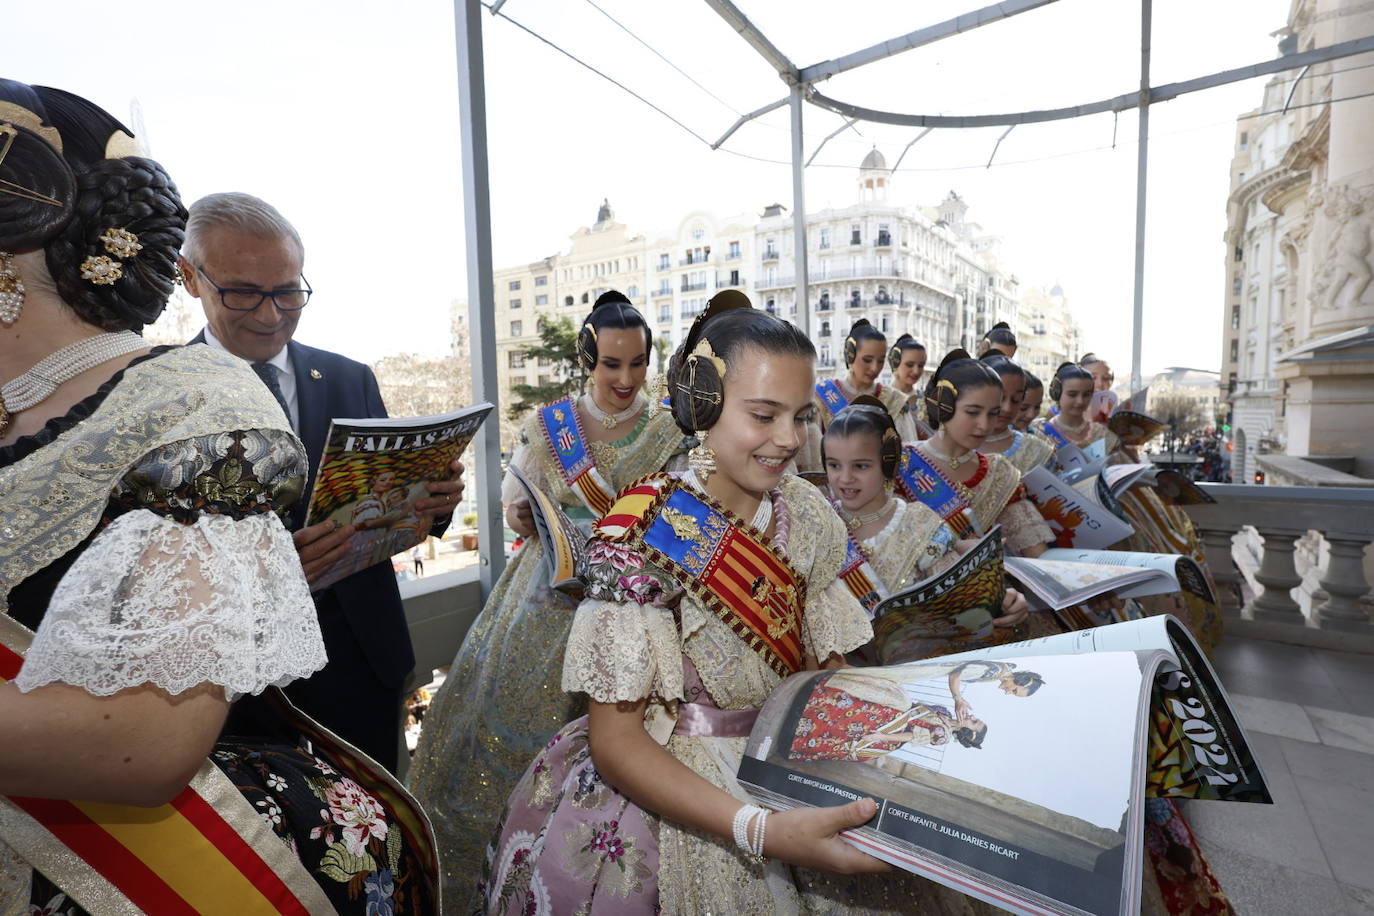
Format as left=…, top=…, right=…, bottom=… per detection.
left=1116, top=386, right=1149, bottom=415
left=302, top=403, right=493, bottom=591
left=738, top=615, right=1271, bottom=916
left=1107, top=411, right=1167, bottom=448
left=1153, top=470, right=1216, bottom=506
left=868, top=528, right=1010, bottom=665
left=1099, top=463, right=1159, bottom=498
left=507, top=463, right=588, bottom=597
left=1023, top=467, right=1135, bottom=549
left=1038, top=548, right=1216, bottom=605
left=1005, top=553, right=1201, bottom=611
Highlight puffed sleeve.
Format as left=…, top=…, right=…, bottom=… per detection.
left=997, top=491, right=1055, bottom=555
left=561, top=539, right=684, bottom=705
left=14, top=428, right=326, bottom=701
left=798, top=493, right=874, bottom=662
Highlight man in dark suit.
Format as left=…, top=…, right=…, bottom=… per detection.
left=179, top=192, right=463, bottom=771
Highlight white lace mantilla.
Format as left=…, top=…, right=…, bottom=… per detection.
left=15, top=509, right=326, bottom=701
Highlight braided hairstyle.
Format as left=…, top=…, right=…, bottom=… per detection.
left=923, top=348, right=1002, bottom=430
left=577, top=289, right=652, bottom=373
left=887, top=333, right=926, bottom=372
left=0, top=80, right=186, bottom=331
left=666, top=289, right=814, bottom=436
left=979, top=321, right=1017, bottom=355
left=843, top=318, right=886, bottom=369
left=1048, top=361, right=1094, bottom=403
left=822, top=394, right=901, bottom=480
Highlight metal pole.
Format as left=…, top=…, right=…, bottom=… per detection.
left=790, top=85, right=810, bottom=337
left=1130, top=0, right=1151, bottom=396
left=455, top=0, right=506, bottom=591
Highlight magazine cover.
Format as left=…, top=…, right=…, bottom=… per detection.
left=303, top=403, right=493, bottom=591
left=1023, top=467, right=1135, bottom=549
left=507, top=463, right=588, bottom=597
left=869, top=528, right=1012, bottom=665
left=738, top=616, right=1270, bottom=916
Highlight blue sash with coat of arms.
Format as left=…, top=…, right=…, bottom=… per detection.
left=537, top=397, right=618, bottom=516
left=892, top=445, right=980, bottom=539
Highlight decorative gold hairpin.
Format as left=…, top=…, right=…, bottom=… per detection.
left=0, top=123, right=63, bottom=208
left=936, top=379, right=959, bottom=398
left=100, top=228, right=142, bottom=259
left=80, top=255, right=123, bottom=285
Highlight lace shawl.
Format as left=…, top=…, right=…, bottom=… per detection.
left=863, top=499, right=958, bottom=592
left=562, top=475, right=871, bottom=742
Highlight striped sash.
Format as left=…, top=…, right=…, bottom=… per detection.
left=537, top=396, right=617, bottom=516
left=830, top=502, right=889, bottom=616
left=0, top=616, right=339, bottom=916
left=598, top=476, right=806, bottom=678
left=893, top=445, right=979, bottom=539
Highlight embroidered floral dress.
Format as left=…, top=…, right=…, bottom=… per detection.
left=407, top=402, right=684, bottom=905
left=799, top=378, right=909, bottom=472
left=893, top=389, right=931, bottom=444
left=0, top=347, right=435, bottom=916
left=480, top=475, right=994, bottom=916
left=998, top=428, right=1055, bottom=476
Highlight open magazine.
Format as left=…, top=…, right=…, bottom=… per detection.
left=302, top=403, right=492, bottom=590
left=1099, top=463, right=1158, bottom=498
left=1038, top=549, right=1215, bottom=605
left=738, top=616, right=1271, bottom=916
left=507, top=463, right=588, bottom=597
left=1108, top=411, right=1167, bottom=448
left=1023, top=467, right=1134, bottom=549
left=869, top=528, right=1012, bottom=665
left=1005, top=549, right=1210, bottom=611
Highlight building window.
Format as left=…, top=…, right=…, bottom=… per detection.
left=819, top=228, right=831, bottom=249
left=728, top=240, right=741, bottom=259
left=692, top=226, right=705, bottom=241
left=538, top=354, right=550, bottom=367
left=508, top=280, right=521, bottom=291
left=509, top=350, right=525, bottom=368
left=1239, top=131, right=1248, bottom=150
left=729, top=269, right=740, bottom=287
left=510, top=320, right=523, bottom=336
left=658, top=253, right=670, bottom=270
left=581, top=292, right=589, bottom=304
left=765, top=297, right=776, bottom=315
left=535, top=275, right=548, bottom=287
left=1234, top=246, right=1243, bottom=263
left=877, top=224, right=891, bottom=246
left=538, top=374, right=550, bottom=386
left=1229, top=340, right=1238, bottom=361
left=659, top=304, right=671, bottom=322
left=628, top=285, right=639, bottom=298
left=850, top=224, right=861, bottom=245
left=535, top=294, right=548, bottom=306
left=820, top=320, right=830, bottom=337
left=536, top=317, right=547, bottom=333
left=510, top=298, right=521, bottom=309
left=564, top=295, right=575, bottom=306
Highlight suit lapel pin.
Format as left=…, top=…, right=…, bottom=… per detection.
left=310, top=368, right=323, bottom=379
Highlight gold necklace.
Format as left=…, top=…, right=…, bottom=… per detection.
left=919, top=436, right=975, bottom=469
left=580, top=392, right=644, bottom=429
left=838, top=497, right=895, bottom=531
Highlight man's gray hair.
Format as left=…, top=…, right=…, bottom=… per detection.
left=182, top=192, right=304, bottom=265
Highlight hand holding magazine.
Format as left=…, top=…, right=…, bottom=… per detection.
left=506, top=463, right=588, bottom=597
left=302, top=403, right=492, bottom=591
left=738, top=616, right=1270, bottom=915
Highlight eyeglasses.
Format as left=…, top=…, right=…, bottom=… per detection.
left=192, top=264, right=312, bottom=312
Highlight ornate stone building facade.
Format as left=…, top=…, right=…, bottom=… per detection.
left=1221, top=0, right=1374, bottom=481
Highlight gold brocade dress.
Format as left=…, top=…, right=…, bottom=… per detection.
left=406, top=402, right=684, bottom=905
left=799, top=378, right=909, bottom=472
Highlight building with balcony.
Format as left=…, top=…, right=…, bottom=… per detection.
left=1016, top=282, right=1083, bottom=381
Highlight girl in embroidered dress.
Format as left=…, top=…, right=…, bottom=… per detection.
left=976, top=354, right=1055, bottom=475
left=798, top=318, right=906, bottom=471
left=1014, top=370, right=1045, bottom=432
left=409, top=290, right=686, bottom=903
left=482, top=295, right=992, bottom=915
left=820, top=398, right=1029, bottom=657
left=0, top=79, right=433, bottom=914
left=1036, top=361, right=1108, bottom=448
left=886, top=333, right=930, bottom=443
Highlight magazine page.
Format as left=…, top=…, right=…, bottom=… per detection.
left=869, top=528, right=1009, bottom=665
left=1040, top=548, right=1216, bottom=605
left=507, top=463, right=587, bottom=597
left=303, top=403, right=492, bottom=591
left=1107, top=411, right=1167, bottom=448
left=740, top=653, right=1156, bottom=915
left=1100, top=463, right=1159, bottom=497
left=1004, top=557, right=1164, bottom=611
left=1023, top=467, right=1135, bottom=549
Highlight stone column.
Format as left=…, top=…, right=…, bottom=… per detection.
left=1315, top=535, right=1374, bottom=630
left=1251, top=528, right=1307, bottom=621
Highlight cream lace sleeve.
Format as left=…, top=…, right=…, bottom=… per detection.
left=500, top=442, right=544, bottom=505
left=561, top=598, right=683, bottom=704
left=998, top=496, right=1055, bottom=555
left=801, top=503, right=874, bottom=661
left=15, top=509, right=326, bottom=701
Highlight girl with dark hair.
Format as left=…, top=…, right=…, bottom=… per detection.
left=979, top=321, right=1017, bottom=358
left=482, top=293, right=972, bottom=914
left=1036, top=361, right=1105, bottom=448
left=800, top=318, right=905, bottom=470
left=1079, top=352, right=1115, bottom=392
left=979, top=354, right=1055, bottom=474
left=821, top=397, right=1028, bottom=653
left=410, top=289, right=687, bottom=899
left=1016, top=370, right=1045, bottom=431
left=886, top=333, right=931, bottom=442
left=0, top=80, right=436, bottom=913
left=897, top=350, right=1053, bottom=560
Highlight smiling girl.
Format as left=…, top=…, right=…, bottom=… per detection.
left=886, top=333, right=931, bottom=442
left=481, top=294, right=974, bottom=914
left=801, top=319, right=906, bottom=470
left=1015, top=370, right=1045, bottom=431
left=1037, top=361, right=1107, bottom=448
left=978, top=354, right=1055, bottom=474
left=409, top=291, right=687, bottom=901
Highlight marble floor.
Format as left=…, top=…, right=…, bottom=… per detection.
left=1186, top=637, right=1374, bottom=915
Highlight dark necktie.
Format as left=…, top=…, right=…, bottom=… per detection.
left=251, top=362, right=292, bottom=426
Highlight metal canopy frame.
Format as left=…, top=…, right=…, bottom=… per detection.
left=451, top=0, right=1374, bottom=591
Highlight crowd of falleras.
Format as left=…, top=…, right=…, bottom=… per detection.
left=0, top=80, right=1231, bottom=915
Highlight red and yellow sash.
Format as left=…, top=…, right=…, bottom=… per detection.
left=0, top=616, right=437, bottom=916
left=598, top=475, right=806, bottom=678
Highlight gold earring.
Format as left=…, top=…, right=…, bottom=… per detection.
left=0, top=251, right=25, bottom=323
left=689, top=429, right=716, bottom=482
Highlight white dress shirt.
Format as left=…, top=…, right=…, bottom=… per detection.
left=201, top=326, right=301, bottom=431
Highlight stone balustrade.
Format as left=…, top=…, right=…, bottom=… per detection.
left=1183, top=482, right=1374, bottom=650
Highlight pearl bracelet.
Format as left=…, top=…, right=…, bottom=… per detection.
left=731, top=803, right=768, bottom=860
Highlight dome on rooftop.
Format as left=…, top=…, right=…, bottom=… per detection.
left=860, top=147, right=887, bottom=171
left=1050, top=282, right=1065, bottom=297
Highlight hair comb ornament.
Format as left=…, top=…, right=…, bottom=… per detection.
left=936, top=379, right=958, bottom=398
left=80, top=254, right=122, bottom=285
left=99, top=228, right=142, bottom=259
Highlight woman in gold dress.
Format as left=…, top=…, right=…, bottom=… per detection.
left=886, top=333, right=930, bottom=443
